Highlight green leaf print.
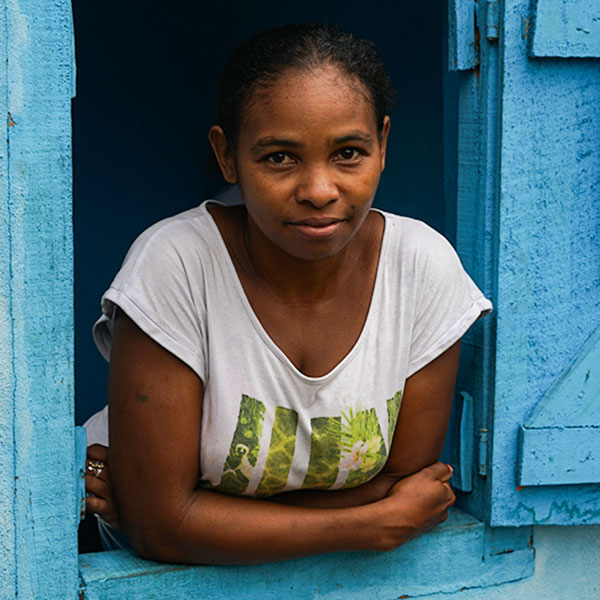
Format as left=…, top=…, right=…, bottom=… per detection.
left=302, top=416, right=341, bottom=489
left=216, top=394, right=266, bottom=495
left=255, top=406, right=299, bottom=497
left=340, top=408, right=388, bottom=488
left=387, top=390, right=403, bottom=444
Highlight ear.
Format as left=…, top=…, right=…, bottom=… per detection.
left=378, top=116, right=391, bottom=172
left=208, top=125, right=237, bottom=184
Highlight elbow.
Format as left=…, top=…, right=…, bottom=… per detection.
left=125, top=521, right=181, bottom=563
left=119, top=503, right=195, bottom=564
left=127, top=521, right=194, bottom=564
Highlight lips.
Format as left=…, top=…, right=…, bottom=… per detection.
left=290, top=217, right=345, bottom=227
left=287, top=217, right=346, bottom=239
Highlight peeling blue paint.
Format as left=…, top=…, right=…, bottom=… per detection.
left=530, top=0, right=600, bottom=58
left=1, top=0, right=77, bottom=598
left=491, top=0, right=600, bottom=527
left=79, top=509, right=534, bottom=600
left=2, top=1, right=600, bottom=598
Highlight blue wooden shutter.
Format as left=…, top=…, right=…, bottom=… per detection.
left=530, top=0, right=600, bottom=58
left=517, top=326, right=600, bottom=488
left=446, top=0, right=500, bottom=523
left=450, top=0, right=600, bottom=526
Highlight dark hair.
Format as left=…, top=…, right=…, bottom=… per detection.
left=217, top=23, right=397, bottom=148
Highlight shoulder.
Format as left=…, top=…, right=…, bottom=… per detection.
left=122, top=202, right=217, bottom=269
left=95, top=203, right=218, bottom=378
left=378, top=210, right=491, bottom=312
left=379, top=211, right=461, bottom=275
left=106, top=201, right=224, bottom=316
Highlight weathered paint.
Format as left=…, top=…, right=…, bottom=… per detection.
left=518, top=324, right=600, bottom=486
left=449, top=391, right=474, bottom=492
left=76, top=426, right=88, bottom=522
left=2, top=0, right=600, bottom=597
left=0, top=4, right=16, bottom=598
left=530, top=0, right=600, bottom=58
left=452, top=0, right=500, bottom=526
left=79, top=509, right=533, bottom=600
left=491, top=0, right=600, bottom=526
left=379, top=524, right=600, bottom=599
left=0, top=0, right=77, bottom=598
left=518, top=427, right=600, bottom=486
left=448, top=0, right=479, bottom=70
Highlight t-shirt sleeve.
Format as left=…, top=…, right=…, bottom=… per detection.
left=92, top=221, right=208, bottom=383
left=407, top=225, right=492, bottom=376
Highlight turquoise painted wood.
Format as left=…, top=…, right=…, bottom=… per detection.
left=76, top=426, right=88, bottom=522
left=448, top=0, right=600, bottom=526
left=0, top=0, right=78, bottom=598
left=530, top=0, right=600, bottom=58
left=518, top=325, right=600, bottom=486
left=5, top=0, right=599, bottom=596
left=0, top=5, right=15, bottom=598
left=451, top=0, right=500, bottom=525
left=449, top=392, right=474, bottom=492
left=448, top=0, right=479, bottom=70
left=490, top=0, right=600, bottom=525
left=79, top=509, right=533, bottom=600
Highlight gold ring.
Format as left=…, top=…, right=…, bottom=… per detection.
left=87, top=460, right=105, bottom=477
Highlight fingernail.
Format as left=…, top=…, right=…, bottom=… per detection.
left=447, top=464, right=454, bottom=474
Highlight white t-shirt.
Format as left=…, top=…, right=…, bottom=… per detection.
left=87, top=200, right=491, bottom=498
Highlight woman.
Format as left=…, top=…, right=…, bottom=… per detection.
left=84, top=23, right=491, bottom=564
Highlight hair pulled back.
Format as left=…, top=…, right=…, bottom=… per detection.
left=218, top=23, right=397, bottom=148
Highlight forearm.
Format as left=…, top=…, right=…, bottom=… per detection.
left=130, top=488, right=379, bottom=565
left=270, top=472, right=402, bottom=508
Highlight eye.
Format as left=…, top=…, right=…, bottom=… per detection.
left=335, top=147, right=364, bottom=162
left=265, top=152, right=294, bottom=166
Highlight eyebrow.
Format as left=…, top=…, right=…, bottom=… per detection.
left=332, top=132, right=375, bottom=146
left=250, top=137, right=302, bottom=151
left=250, top=131, right=376, bottom=153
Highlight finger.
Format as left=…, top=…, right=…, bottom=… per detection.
left=85, top=495, right=110, bottom=515
left=85, top=474, right=112, bottom=499
left=85, top=496, right=120, bottom=529
left=87, top=443, right=109, bottom=462
left=85, top=461, right=109, bottom=483
left=427, top=461, right=454, bottom=482
left=443, top=482, right=456, bottom=507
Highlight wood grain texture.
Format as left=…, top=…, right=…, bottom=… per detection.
left=79, top=509, right=533, bottom=600
left=518, top=326, right=600, bottom=486
left=0, top=3, right=17, bottom=598
left=448, top=0, right=479, bottom=70
left=531, top=0, right=600, bottom=58
left=492, top=0, right=600, bottom=525
left=0, top=0, right=77, bottom=597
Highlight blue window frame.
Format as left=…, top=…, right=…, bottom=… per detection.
left=3, top=0, right=598, bottom=597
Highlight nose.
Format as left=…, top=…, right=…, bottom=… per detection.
left=295, top=165, right=338, bottom=208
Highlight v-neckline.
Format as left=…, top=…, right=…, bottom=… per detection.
left=202, top=200, right=388, bottom=384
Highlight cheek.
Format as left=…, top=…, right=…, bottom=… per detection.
left=347, top=169, right=381, bottom=201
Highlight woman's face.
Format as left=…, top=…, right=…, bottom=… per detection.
left=211, top=65, right=390, bottom=262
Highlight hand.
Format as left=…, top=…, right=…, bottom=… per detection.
left=85, top=443, right=120, bottom=530
left=373, top=461, right=455, bottom=551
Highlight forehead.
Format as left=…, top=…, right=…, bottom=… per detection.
left=240, top=66, right=378, bottom=141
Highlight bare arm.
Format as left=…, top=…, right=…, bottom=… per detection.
left=107, top=312, right=454, bottom=564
